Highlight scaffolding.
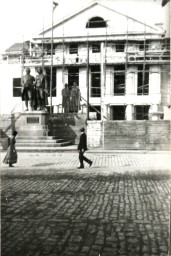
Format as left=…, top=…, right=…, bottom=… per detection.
left=18, top=12, right=170, bottom=121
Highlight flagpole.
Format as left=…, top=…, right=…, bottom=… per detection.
left=42, top=17, right=44, bottom=71
left=50, top=1, right=58, bottom=114
left=50, top=2, right=54, bottom=114
left=86, top=22, right=90, bottom=120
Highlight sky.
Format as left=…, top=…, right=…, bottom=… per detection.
left=0, top=0, right=170, bottom=53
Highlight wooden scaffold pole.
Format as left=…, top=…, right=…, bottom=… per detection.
left=50, top=1, right=58, bottom=114
left=86, top=21, right=90, bottom=120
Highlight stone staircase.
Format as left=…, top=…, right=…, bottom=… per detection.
left=0, top=112, right=86, bottom=152
left=15, top=136, right=75, bottom=152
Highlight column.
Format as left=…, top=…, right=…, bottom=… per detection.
left=56, top=68, right=63, bottom=105
left=126, top=66, right=137, bottom=97
left=100, top=42, right=105, bottom=121
left=105, top=66, right=113, bottom=97
left=79, top=67, right=87, bottom=102
left=53, top=105, right=58, bottom=113
left=150, top=104, right=159, bottom=120
left=106, top=104, right=111, bottom=120
left=149, top=65, right=161, bottom=100
left=164, top=106, right=171, bottom=120
left=63, top=68, right=68, bottom=85
left=103, top=104, right=108, bottom=120
left=125, top=104, right=134, bottom=120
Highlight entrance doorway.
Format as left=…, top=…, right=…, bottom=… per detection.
left=68, top=67, right=79, bottom=90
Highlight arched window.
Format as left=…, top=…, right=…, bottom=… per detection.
left=86, top=17, right=106, bottom=28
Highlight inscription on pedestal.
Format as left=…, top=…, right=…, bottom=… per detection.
left=27, top=117, right=39, bottom=124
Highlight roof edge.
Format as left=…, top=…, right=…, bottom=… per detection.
left=39, top=0, right=164, bottom=36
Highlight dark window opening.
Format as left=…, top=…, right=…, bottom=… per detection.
left=45, top=67, right=56, bottom=97
left=137, top=65, right=149, bottom=95
left=139, top=41, right=148, bottom=51
left=69, top=43, right=78, bottom=54
left=89, top=106, right=101, bottom=120
left=135, top=105, right=150, bottom=120
left=114, top=65, right=125, bottom=95
left=86, top=17, right=106, bottom=28
left=166, top=39, right=170, bottom=51
left=139, top=41, right=144, bottom=51
left=46, top=44, right=55, bottom=55
left=116, top=42, right=125, bottom=52
left=13, top=78, right=21, bottom=97
left=111, top=106, right=126, bottom=120
left=68, top=67, right=79, bottom=90
left=92, top=43, right=100, bottom=53
left=91, top=66, right=101, bottom=97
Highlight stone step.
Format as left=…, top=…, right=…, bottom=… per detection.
left=16, top=139, right=65, bottom=143
left=14, top=145, right=78, bottom=152
left=19, top=131, right=49, bottom=136
left=17, top=136, right=59, bottom=140
left=16, top=141, right=73, bottom=147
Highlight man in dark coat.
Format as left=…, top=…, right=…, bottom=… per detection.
left=77, top=127, right=93, bottom=169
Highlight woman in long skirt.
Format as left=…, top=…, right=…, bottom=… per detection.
left=3, top=130, right=18, bottom=167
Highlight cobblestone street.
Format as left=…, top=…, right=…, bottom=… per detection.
left=1, top=152, right=171, bottom=256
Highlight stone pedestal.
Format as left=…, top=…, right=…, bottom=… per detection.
left=14, top=111, right=49, bottom=136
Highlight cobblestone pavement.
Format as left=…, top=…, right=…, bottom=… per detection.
left=1, top=152, right=171, bottom=256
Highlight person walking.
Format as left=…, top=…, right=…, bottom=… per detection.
left=77, top=127, right=93, bottom=169
left=3, top=131, right=18, bottom=167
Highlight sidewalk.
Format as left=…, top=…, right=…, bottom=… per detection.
left=1, top=151, right=171, bottom=173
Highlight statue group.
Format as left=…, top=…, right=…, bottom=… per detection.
left=62, top=82, right=81, bottom=113
left=21, top=67, right=81, bottom=113
left=21, top=67, right=48, bottom=111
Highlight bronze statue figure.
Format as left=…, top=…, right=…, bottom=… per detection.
left=62, top=83, right=71, bottom=113
left=35, top=67, right=48, bottom=111
left=21, top=68, right=35, bottom=111
left=70, top=82, right=81, bottom=113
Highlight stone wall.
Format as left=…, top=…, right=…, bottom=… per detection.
left=87, top=120, right=171, bottom=150
left=146, top=121, right=171, bottom=150
left=104, top=121, right=146, bottom=150
left=1, top=114, right=170, bottom=150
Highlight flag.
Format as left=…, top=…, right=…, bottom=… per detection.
left=53, top=1, right=58, bottom=10
left=162, top=0, right=170, bottom=6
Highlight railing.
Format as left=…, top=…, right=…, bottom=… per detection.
left=11, top=99, right=22, bottom=114
left=81, top=96, right=107, bottom=120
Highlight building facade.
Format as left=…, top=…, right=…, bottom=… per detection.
left=0, top=1, right=170, bottom=121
